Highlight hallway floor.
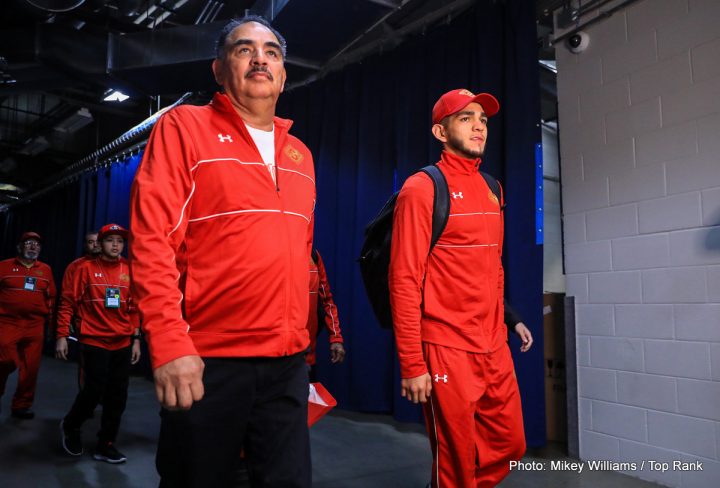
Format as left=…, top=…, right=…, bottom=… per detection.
left=0, top=356, right=663, bottom=488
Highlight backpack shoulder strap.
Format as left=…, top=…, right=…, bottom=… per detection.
left=419, top=165, right=449, bottom=251
left=311, top=248, right=319, bottom=263
left=480, top=170, right=505, bottom=210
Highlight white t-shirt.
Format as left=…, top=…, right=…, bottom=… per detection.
left=245, top=122, right=276, bottom=183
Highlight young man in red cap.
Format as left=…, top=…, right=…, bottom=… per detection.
left=56, top=223, right=141, bottom=463
left=0, top=231, right=56, bottom=419
left=306, top=249, right=345, bottom=373
left=389, top=89, right=528, bottom=487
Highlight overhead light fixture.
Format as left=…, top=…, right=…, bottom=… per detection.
left=103, top=90, right=130, bottom=102
left=0, top=183, right=23, bottom=193
left=539, top=59, right=557, bottom=74
left=18, top=136, right=50, bottom=156
left=54, top=107, right=93, bottom=133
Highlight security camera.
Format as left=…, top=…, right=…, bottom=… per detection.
left=566, top=31, right=590, bottom=53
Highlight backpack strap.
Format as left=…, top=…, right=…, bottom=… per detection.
left=480, top=170, right=505, bottom=210
left=419, top=165, right=449, bottom=251
left=311, top=248, right=319, bottom=263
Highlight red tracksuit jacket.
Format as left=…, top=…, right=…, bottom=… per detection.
left=130, top=93, right=315, bottom=369
left=0, top=258, right=56, bottom=327
left=307, top=250, right=343, bottom=365
left=389, top=151, right=506, bottom=379
left=56, top=256, right=138, bottom=350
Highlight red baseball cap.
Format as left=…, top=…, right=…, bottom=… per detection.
left=432, top=89, right=500, bottom=125
left=19, top=231, right=42, bottom=244
left=98, top=223, right=128, bottom=241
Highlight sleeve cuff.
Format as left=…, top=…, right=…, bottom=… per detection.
left=399, top=354, right=428, bottom=379
left=148, top=329, right=199, bottom=370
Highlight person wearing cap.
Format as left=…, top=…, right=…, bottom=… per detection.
left=306, top=249, right=345, bottom=373
left=389, top=89, right=527, bottom=487
left=129, top=16, right=314, bottom=487
left=56, top=223, right=141, bottom=464
left=0, top=231, right=56, bottom=419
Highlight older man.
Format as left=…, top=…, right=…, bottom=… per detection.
left=0, top=231, right=56, bottom=419
left=130, top=15, right=315, bottom=488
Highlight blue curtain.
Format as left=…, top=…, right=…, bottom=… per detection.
left=0, top=153, right=142, bottom=293
left=279, top=0, right=545, bottom=446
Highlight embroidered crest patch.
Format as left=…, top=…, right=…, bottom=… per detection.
left=284, top=145, right=304, bottom=164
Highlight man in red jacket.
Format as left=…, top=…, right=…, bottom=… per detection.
left=389, top=89, right=526, bottom=487
left=0, top=231, right=56, bottom=419
left=56, top=224, right=141, bottom=464
left=130, top=15, right=314, bottom=488
left=57, top=230, right=101, bottom=339
left=307, top=249, right=345, bottom=372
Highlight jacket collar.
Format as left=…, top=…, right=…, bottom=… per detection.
left=438, top=150, right=482, bottom=175
left=210, top=92, right=293, bottom=134
left=14, top=257, right=38, bottom=269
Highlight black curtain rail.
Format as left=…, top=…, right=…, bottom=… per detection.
left=1, top=92, right=192, bottom=211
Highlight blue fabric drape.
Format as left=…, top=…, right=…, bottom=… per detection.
left=279, top=0, right=545, bottom=445
left=0, top=153, right=142, bottom=289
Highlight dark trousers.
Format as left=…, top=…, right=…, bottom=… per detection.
left=157, top=352, right=311, bottom=488
left=64, top=343, right=131, bottom=444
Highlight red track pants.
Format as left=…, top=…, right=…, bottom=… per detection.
left=0, top=323, right=44, bottom=410
left=423, top=342, right=526, bottom=488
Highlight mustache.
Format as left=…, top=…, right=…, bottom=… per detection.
left=245, top=66, right=273, bottom=80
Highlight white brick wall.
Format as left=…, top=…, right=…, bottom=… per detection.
left=586, top=204, right=638, bottom=240
left=555, top=0, right=720, bottom=485
left=638, top=193, right=703, bottom=234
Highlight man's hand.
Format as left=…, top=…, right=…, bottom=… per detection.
left=514, top=322, right=533, bottom=352
left=153, top=355, right=205, bottom=410
left=55, top=337, right=68, bottom=360
left=131, top=340, right=142, bottom=364
left=330, top=343, right=346, bottom=363
left=401, top=373, right=432, bottom=404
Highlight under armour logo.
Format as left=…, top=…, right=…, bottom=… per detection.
left=434, top=374, right=448, bottom=383
left=12, top=268, right=19, bottom=272
left=451, top=192, right=464, bottom=199
left=218, top=133, right=233, bottom=143
left=94, top=273, right=103, bottom=278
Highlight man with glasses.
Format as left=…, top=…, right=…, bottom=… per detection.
left=0, top=231, right=56, bottom=419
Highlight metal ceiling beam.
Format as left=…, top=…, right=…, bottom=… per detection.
left=249, top=0, right=291, bottom=21
left=366, top=0, right=402, bottom=8
left=285, top=56, right=320, bottom=71
left=286, top=0, right=475, bottom=91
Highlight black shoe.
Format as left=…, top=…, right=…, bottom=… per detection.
left=93, top=442, right=127, bottom=464
left=11, top=408, right=35, bottom=419
left=60, top=420, right=83, bottom=456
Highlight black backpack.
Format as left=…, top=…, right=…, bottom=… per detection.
left=358, top=165, right=503, bottom=329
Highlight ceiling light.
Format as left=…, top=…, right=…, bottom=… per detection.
left=0, top=183, right=23, bottom=193
left=18, top=136, right=49, bottom=156
left=54, top=107, right=93, bottom=133
left=103, top=90, right=130, bottom=102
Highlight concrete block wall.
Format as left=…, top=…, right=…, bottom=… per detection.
left=554, top=0, right=720, bottom=486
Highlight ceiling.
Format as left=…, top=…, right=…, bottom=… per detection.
left=0, top=0, right=561, bottom=204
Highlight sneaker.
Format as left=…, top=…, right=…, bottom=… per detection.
left=60, top=420, right=83, bottom=456
left=11, top=408, right=35, bottom=419
left=93, top=442, right=127, bottom=464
